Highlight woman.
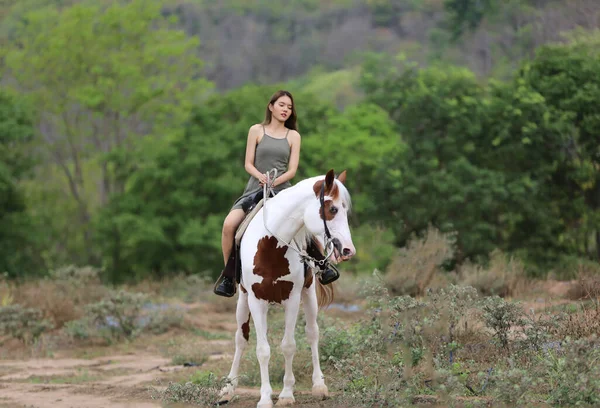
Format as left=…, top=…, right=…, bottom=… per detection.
left=213, top=90, right=339, bottom=297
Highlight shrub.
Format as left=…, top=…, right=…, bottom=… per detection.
left=384, top=226, right=455, bottom=296
left=566, top=262, right=600, bottom=300
left=459, top=250, right=528, bottom=297
left=150, top=371, right=229, bottom=406
left=13, top=265, right=107, bottom=329
left=480, top=296, right=523, bottom=350
left=0, top=304, right=53, bottom=344
left=67, top=289, right=184, bottom=343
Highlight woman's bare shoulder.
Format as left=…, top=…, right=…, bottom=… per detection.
left=247, top=124, right=264, bottom=139
left=249, top=123, right=264, bottom=132
left=287, top=129, right=301, bottom=139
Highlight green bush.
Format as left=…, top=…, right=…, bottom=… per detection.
left=0, top=304, right=53, bottom=344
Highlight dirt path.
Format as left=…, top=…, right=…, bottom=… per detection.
left=0, top=352, right=336, bottom=408
left=0, top=302, right=357, bottom=408
left=0, top=354, right=171, bottom=407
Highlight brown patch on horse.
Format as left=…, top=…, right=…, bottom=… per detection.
left=319, top=200, right=336, bottom=221
left=251, top=236, right=294, bottom=303
left=312, top=180, right=339, bottom=200
left=242, top=313, right=251, bottom=341
left=304, top=267, right=314, bottom=289
left=240, top=284, right=247, bottom=294
left=312, top=169, right=339, bottom=199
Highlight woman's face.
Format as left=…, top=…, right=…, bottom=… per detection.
left=269, top=95, right=293, bottom=123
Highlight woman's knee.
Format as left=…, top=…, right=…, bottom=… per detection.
left=223, top=213, right=242, bottom=235
left=223, top=219, right=235, bottom=236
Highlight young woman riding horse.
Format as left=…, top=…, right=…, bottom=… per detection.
left=219, top=169, right=356, bottom=408
left=213, top=90, right=339, bottom=297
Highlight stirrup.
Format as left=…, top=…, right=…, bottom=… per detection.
left=318, top=263, right=340, bottom=285
left=213, top=275, right=236, bottom=297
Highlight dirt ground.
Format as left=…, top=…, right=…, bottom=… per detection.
left=0, top=298, right=361, bottom=408
left=0, top=280, right=579, bottom=408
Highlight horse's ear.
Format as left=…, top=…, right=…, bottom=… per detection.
left=336, top=170, right=347, bottom=184
left=325, top=169, right=335, bottom=190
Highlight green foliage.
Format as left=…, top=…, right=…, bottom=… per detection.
left=93, top=85, right=271, bottom=280
left=300, top=101, right=405, bottom=218
left=0, top=89, right=44, bottom=277
left=480, top=296, right=523, bottom=350
left=0, top=304, right=53, bottom=344
left=94, top=82, right=401, bottom=280
left=362, top=59, right=511, bottom=262
left=84, top=290, right=148, bottom=339
left=77, top=289, right=183, bottom=341
left=541, top=337, right=600, bottom=406
left=4, top=0, right=211, bottom=269
left=150, top=371, right=229, bottom=406
left=444, top=0, right=497, bottom=39
left=360, top=46, right=600, bottom=273
left=2, top=0, right=600, bottom=281
left=519, top=32, right=600, bottom=263
left=325, top=281, right=600, bottom=406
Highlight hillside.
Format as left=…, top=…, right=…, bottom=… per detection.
left=2, top=0, right=599, bottom=90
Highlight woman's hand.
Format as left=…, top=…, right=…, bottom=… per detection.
left=258, top=173, right=268, bottom=186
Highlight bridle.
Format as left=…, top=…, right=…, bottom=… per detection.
left=262, top=168, right=336, bottom=268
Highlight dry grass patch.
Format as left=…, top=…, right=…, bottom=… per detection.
left=458, top=250, right=530, bottom=298
left=10, top=266, right=107, bottom=329
left=384, top=226, right=455, bottom=296
left=566, top=262, right=600, bottom=300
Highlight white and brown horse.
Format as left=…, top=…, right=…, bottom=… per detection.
left=219, top=169, right=356, bottom=408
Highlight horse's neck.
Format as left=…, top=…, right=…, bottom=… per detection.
left=262, top=187, right=311, bottom=246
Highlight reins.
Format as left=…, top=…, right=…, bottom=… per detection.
left=261, top=168, right=335, bottom=269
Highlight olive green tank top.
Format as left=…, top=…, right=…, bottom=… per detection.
left=231, top=126, right=292, bottom=211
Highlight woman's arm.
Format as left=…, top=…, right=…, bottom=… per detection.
left=273, top=131, right=301, bottom=187
left=244, top=125, right=267, bottom=183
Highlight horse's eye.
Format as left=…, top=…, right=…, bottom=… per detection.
left=330, top=206, right=338, bottom=214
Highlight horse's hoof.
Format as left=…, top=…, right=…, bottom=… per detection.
left=312, top=384, right=328, bottom=399
left=257, top=401, right=273, bottom=408
left=276, top=397, right=295, bottom=406
left=218, top=386, right=234, bottom=404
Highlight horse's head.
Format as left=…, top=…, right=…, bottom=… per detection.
left=305, top=169, right=356, bottom=263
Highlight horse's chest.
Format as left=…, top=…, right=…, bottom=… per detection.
left=249, top=235, right=297, bottom=304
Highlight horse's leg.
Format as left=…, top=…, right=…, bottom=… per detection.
left=219, top=285, right=250, bottom=403
left=276, top=293, right=301, bottom=406
left=248, top=296, right=273, bottom=408
left=302, top=282, right=328, bottom=399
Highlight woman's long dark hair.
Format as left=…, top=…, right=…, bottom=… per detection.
left=262, top=90, right=298, bottom=131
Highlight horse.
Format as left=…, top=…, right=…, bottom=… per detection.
left=219, top=169, right=356, bottom=408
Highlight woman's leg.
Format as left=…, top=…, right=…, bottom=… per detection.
left=214, top=208, right=247, bottom=297
left=221, top=209, right=246, bottom=265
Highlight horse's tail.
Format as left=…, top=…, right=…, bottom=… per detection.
left=316, top=278, right=335, bottom=310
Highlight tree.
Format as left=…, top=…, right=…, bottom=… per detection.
left=93, top=83, right=398, bottom=281
left=362, top=59, right=505, bottom=262
left=443, top=0, right=498, bottom=39
left=0, top=89, right=43, bottom=276
left=94, top=85, right=285, bottom=281
left=4, top=0, right=211, bottom=265
left=521, top=31, right=600, bottom=261
left=299, top=102, right=404, bottom=221
left=360, top=53, right=578, bottom=272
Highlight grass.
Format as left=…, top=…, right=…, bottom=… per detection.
left=26, top=369, right=105, bottom=385
left=192, top=328, right=230, bottom=341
